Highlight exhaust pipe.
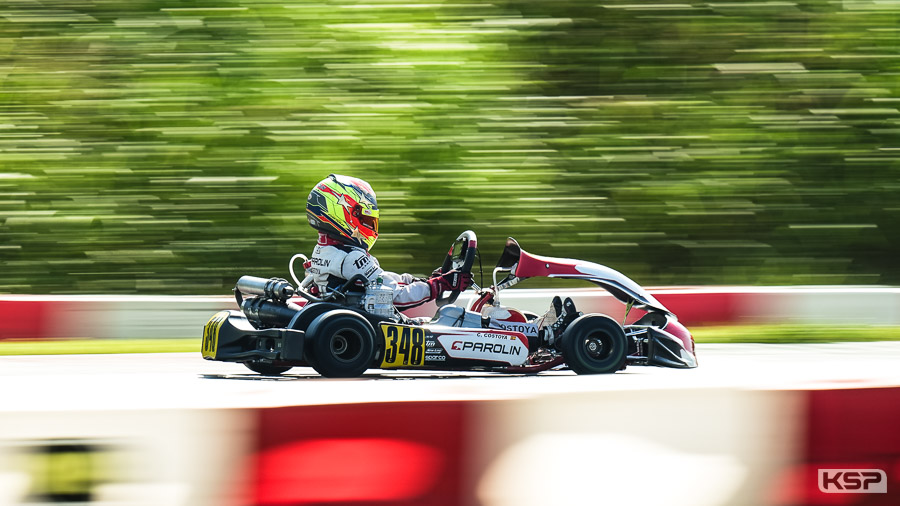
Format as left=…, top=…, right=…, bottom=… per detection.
left=241, top=297, right=303, bottom=329
left=235, top=276, right=295, bottom=302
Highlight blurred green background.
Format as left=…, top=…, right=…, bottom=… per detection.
left=1, top=0, right=898, bottom=295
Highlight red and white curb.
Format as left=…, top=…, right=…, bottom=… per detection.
left=3, top=286, right=900, bottom=340
left=1, top=386, right=896, bottom=505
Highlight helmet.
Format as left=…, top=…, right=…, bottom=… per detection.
left=306, top=174, right=380, bottom=250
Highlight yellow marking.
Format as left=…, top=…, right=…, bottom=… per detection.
left=201, top=311, right=229, bottom=359
left=24, top=442, right=110, bottom=502
left=380, top=323, right=426, bottom=368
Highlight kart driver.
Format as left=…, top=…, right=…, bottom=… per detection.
left=304, top=174, right=473, bottom=310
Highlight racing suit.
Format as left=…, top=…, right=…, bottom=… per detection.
left=305, top=233, right=433, bottom=310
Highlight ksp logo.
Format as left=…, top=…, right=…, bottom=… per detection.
left=818, top=469, right=887, bottom=494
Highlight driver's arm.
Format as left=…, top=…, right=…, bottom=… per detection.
left=341, top=250, right=436, bottom=309
left=342, top=250, right=469, bottom=309
left=383, top=270, right=473, bottom=309
left=378, top=272, right=434, bottom=310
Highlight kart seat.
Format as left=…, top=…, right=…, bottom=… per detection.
left=431, top=304, right=483, bottom=328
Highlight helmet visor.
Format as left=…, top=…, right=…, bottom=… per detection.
left=359, top=212, right=378, bottom=234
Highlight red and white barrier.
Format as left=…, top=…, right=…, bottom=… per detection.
left=244, top=386, right=900, bottom=505
left=2, top=286, right=899, bottom=340
left=0, top=343, right=895, bottom=505
left=771, top=387, right=900, bottom=505
left=4, top=385, right=893, bottom=505
left=0, top=408, right=250, bottom=506
left=0, top=295, right=237, bottom=340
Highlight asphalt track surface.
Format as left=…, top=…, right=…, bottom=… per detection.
left=2, top=342, right=899, bottom=412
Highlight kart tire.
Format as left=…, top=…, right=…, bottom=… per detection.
left=561, top=314, right=627, bottom=374
left=243, top=361, right=292, bottom=376
left=307, top=312, right=375, bottom=378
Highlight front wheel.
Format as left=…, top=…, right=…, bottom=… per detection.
left=243, top=361, right=292, bottom=376
left=561, top=315, right=627, bottom=374
left=307, top=313, right=375, bottom=378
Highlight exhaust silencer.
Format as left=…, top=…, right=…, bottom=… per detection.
left=235, top=276, right=295, bottom=303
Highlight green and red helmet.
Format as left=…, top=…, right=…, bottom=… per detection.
left=306, top=174, right=380, bottom=250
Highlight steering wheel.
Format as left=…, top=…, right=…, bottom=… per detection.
left=435, top=230, right=478, bottom=307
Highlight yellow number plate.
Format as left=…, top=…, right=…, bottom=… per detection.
left=202, top=311, right=229, bottom=359
left=380, top=324, right=426, bottom=368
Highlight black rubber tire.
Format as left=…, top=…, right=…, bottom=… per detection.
left=561, top=314, right=627, bottom=374
left=243, top=361, right=293, bottom=376
left=308, top=314, right=375, bottom=378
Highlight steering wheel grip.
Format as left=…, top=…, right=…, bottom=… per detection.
left=435, top=230, right=478, bottom=307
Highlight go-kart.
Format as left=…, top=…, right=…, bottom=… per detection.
left=201, top=231, right=697, bottom=377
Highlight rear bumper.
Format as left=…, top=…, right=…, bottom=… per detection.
left=202, top=310, right=306, bottom=364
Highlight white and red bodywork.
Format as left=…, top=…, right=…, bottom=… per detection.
left=468, top=238, right=697, bottom=369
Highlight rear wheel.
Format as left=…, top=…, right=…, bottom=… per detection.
left=243, top=361, right=292, bottom=376
left=561, top=315, right=627, bottom=374
left=308, top=314, right=375, bottom=378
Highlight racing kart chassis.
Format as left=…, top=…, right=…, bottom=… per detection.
left=202, top=232, right=697, bottom=377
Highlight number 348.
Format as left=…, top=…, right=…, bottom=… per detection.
left=381, top=325, right=425, bottom=367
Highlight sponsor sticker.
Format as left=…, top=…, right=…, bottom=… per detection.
left=438, top=332, right=527, bottom=365
left=474, top=331, right=520, bottom=341
left=353, top=255, right=370, bottom=269
left=310, top=257, right=330, bottom=267
left=818, top=469, right=887, bottom=494
left=491, top=320, right=539, bottom=337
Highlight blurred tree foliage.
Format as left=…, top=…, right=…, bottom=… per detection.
left=1, top=0, right=898, bottom=294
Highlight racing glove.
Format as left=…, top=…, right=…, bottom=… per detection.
left=426, top=269, right=473, bottom=301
